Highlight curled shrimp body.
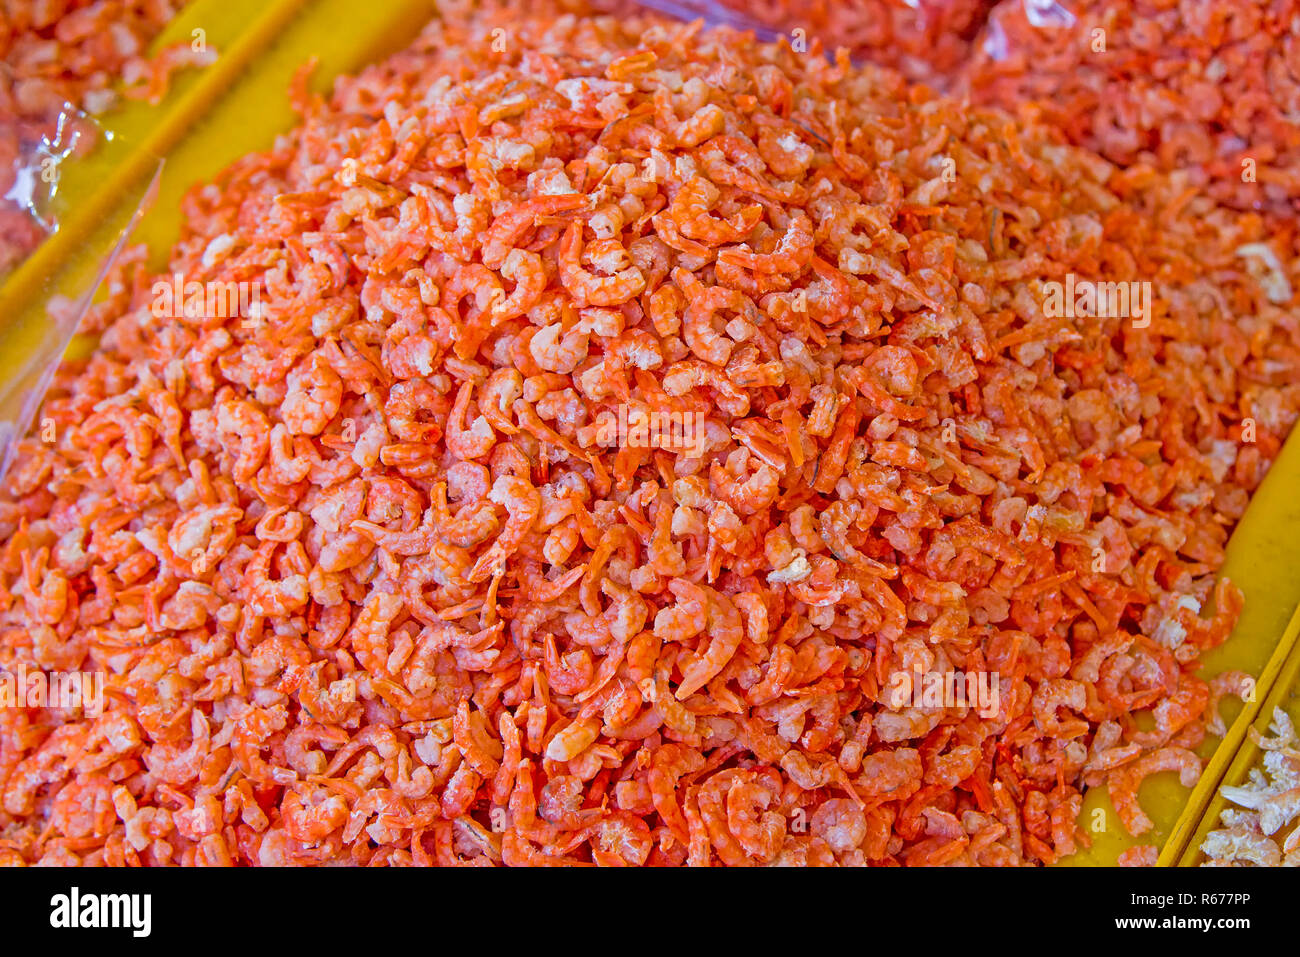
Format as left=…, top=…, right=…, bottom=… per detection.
left=558, top=222, right=646, bottom=307
left=674, top=267, right=755, bottom=366
left=529, top=322, right=590, bottom=375
left=385, top=379, right=446, bottom=443
left=671, top=582, right=744, bottom=700
left=479, top=369, right=523, bottom=435
left=284, top=724, right=350, bottom=777
left=662, top=360, right=749, bottom=416
left=481, top=194, right=586, bottom=269
left=282, top=355, right=343, bottom=436
left=468, top=475, right=542, bottom=582
left=654, top=581, right=706, bottom=643
left=492, top=249, right=547, bottom=321
left=4, top=726, right=87, bottom=816
left=244, top=541, right=310, bottom=618
left=717, top=211, right=813, bottom=274
left=584, top=811, right=653, bottom=866
left=49, top=774, right=117, bottom=841
left=673, top=103, right=726, bottom=148
left=216, top=397, right=271, bottom=482
left=439, top=499, right=502, bottom=548
left=283, top=784, right=350, bottom=844
left=670, top=177, right=762, bottom=245
left=347, top=591, right=405, bottom=677
left=144, top=710, right=210, bottom=786
left=447, top=264, right=506, bottom=360
left=725, top=771, right=786, bottom=863
left=1108, top=747, right=1202, bottom=836
left=446, top=381, right=496, bottom=461
left=711, top=458, right=780, bottom=516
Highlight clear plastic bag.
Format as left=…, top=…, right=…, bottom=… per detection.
left=0, top=0, right=202, bottom=278
left=0, top=0, right=206, bottom=479
left=0, top=160, right=162, bottom=480
left=607, top=0, right=999, bottom=87
left=0, top=102, right=105, bottom=279
left=609, top=0, right=783, bottom=39
left=977, top=0, right=1074, bottom=61
left=0, top=98, right=164, bottom=480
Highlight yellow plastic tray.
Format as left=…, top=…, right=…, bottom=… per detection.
left=1171, top=603, right=1300, bottom=866
left=0, top=0, right=307, bottom=419
left=1063, top=429, right=1300, bottom=865
left=1, top=0, right=1298, bottom=867
left=0, top=0, right=437, bottom=397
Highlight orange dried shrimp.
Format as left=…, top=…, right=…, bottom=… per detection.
left=962, top=0, right=1300, bottom=215
left=0, top=0, right=210, bottom=273
left=1, top=0, right=1299, bottom=867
